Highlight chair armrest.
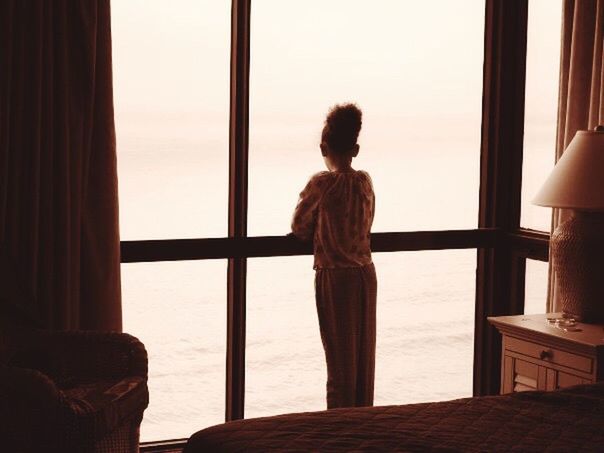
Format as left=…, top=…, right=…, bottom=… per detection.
left=36, top=331, right=148, bottom=383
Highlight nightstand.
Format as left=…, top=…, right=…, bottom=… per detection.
left=488, top=313, right=604, bottom=394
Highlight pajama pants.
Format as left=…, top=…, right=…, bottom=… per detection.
left=315, top=263, right=377, bottom=409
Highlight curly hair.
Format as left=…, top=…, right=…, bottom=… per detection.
left=321, top=103, right=363, bottom=154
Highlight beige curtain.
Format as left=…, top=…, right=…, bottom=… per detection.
left=549, top=0, right=604, bottom=311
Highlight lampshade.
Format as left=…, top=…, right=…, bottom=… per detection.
left=532, top=130, right=604, bottom=210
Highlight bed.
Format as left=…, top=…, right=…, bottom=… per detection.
left=184, top=382, right=604, bottom=452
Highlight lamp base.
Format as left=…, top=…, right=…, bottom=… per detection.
left=551, top=211, right=604, bottom=323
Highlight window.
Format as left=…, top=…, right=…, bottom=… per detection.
left=246, top=0, right=483, bottom=419
left=246, top=257, right=324, bottom=418
left=112, top=0, right=230, bottom=240
left=249, top=0, right=484, bottom=235
left=524, top=259, right=549, bottom=315
left=112, top=0, right=230, bottom=442
left=246, top=250, right=476, bottom=418
left=121, top=261, right=226, bottom=440
left=373, top=250, right=475, bottom=405
left=112, top=1, right=556, bottom=446
left=521, top=0, right=562, bottom=232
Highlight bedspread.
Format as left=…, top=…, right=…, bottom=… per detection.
left=185, top=383, right=604, bottom=452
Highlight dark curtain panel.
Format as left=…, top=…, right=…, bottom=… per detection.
left=0, top=0, right=121, bottom=331
left=550, top=0, right=604, bottom=311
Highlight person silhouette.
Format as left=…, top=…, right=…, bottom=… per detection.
left=291, top=103, right=377, bottom=409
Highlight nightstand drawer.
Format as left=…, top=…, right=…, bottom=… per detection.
left=490, top=314, right=604, bottom=395
left=505, top=336, right=593, bottom=374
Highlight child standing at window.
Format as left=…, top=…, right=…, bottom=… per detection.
left=291, top=103, right=377, bottom=409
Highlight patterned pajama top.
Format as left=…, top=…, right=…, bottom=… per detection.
left=291, top=170, right=375, bottom=269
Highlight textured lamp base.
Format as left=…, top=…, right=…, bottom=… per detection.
left=552, top=211, right=604, bottom=323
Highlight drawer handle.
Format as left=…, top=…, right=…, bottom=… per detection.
left=540, top=349, right=553, bottom=360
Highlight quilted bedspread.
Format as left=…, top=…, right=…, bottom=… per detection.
left=185, top=383, right=604, bottom=452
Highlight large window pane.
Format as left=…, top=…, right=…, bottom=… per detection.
left=246, top=250, right=476, bottom=418
left=521, top=0, right=562, bottom=231
left=524, top=259, right=549, bottom=315
left=112, top=1, right=229, bottom=240
left=249, top=1, right=484, bottom=235
left=122, top=261, right=226, bottom=442
left=374, top=250, right=476, bottom=404
left=246, top=257, right=324, bottom=418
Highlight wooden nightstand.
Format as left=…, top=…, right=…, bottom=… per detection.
left=488, top=313, right=604, bottom=394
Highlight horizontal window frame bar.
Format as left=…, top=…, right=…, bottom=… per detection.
left=507, top=228, right=550, bottom=261
left=120, top=228, right=501, bottom=263
left=140, top=439, right=187, bottom=452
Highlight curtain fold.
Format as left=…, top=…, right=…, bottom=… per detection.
left=0, top=0, right=121, bottom=331
left=550, top=0, right=604, bottom=311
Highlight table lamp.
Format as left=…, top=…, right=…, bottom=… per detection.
left=533, top=127, right=604, bottom=323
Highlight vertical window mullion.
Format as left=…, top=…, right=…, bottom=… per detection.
left=474, top=0, right=528, bottom=396
left=226, top=0, right=251, bottom=421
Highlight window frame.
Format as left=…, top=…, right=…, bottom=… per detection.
left=127, top=0, right=554, bottom=449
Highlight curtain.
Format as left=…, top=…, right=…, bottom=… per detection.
left=550, top=0, right=604, bottom=311
left=0, top=0, right=121, bottom=331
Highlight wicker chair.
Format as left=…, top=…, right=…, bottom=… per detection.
left=0, top=321, right=149, bottom=453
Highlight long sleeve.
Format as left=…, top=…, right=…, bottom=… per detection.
left=291, top=174, right=325, bottom=241
left=292, top=170, right=373, bottom=269
left=366, top=172, right=376, bottom=227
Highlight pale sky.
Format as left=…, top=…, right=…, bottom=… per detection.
left=111, top=0, right=561, bottom=120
